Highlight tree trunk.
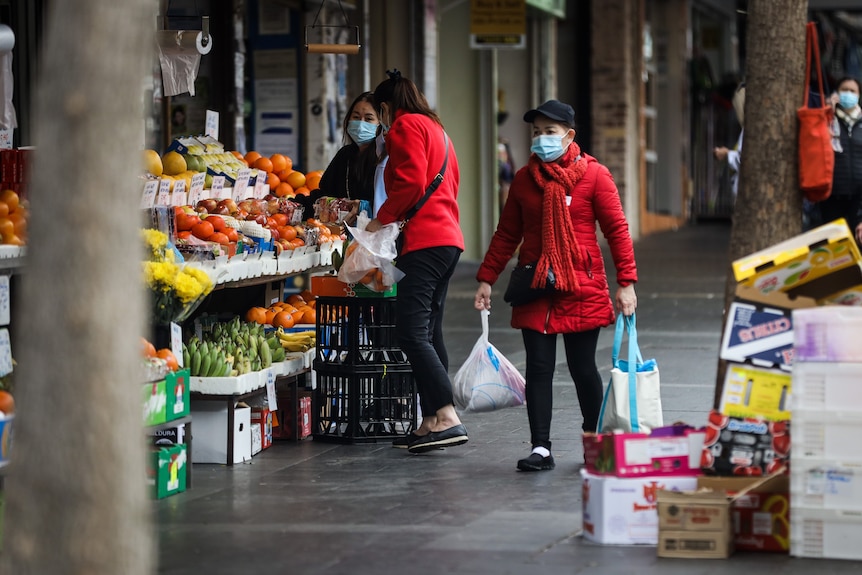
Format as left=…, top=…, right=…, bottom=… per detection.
left=714, top=0, right=808, bottom=407
left=2, top=1, right=154, bottom=573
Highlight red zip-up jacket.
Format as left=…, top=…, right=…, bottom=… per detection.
left=376, top=111, right=465, bottom=255
left=477, top=153, right=637, bottom=334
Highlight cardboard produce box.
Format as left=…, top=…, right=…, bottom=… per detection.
left=251, top=407, right=273, bottom=454
left=793, top=307, right=862, bottom=363
left=732, top=219, right=862, bottom=303
left=580, top=469, right=699, bottom=545
left=720, top=301, right=795, bottom=369
left=657, top=472, right=782, bottom=558
left=718, top=363, right=791, bottom=422
left=165, top=368, right=190, bottom=421
left=148, top=443, right=187, bottom=499
left=142, top=379, right=167, bottom=426
left=191, top=402, right=252, bottom=464
left=701, top=410, right=789, bottom=476
left=583, top=426, right=705, bottom=478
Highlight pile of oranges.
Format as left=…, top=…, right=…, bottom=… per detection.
left=232, top=151, right=324, bottom=200
left=0, top=189, right=26, bottom=246
left=142, top=337, right=180, bottom=372
left=244, top=291, right=317, bottom=329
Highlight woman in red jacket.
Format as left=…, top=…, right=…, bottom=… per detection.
left=366, top=71, right=467, bottom=454
left=474, top=100, right=638, bottom=471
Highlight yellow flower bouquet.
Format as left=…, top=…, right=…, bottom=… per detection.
left=142, top=229, right=214, bottom=325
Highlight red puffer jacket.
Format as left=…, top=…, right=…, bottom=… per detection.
left=477, top=153, right=637, bottom=334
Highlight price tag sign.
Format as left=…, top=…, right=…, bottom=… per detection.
left=211, top=175, right=226, bottom=199
left=233, top=168, right=251, bottom=201
left=254, top=170, right=267, bottom=199
left=140, top=180, right=158, bottom=209
left=0, top=328, right=13, bottom=377
left=266, top=369, right=278, bottom=410
left=0, top=275, right=9, bottom=327
left=0, top=129, right=13, bottom=149
left=171, top=322, right=184, bottom=367
left=205, top=110, right=219, bottom=140
left=189, top=173, right=206, bottom=206
left=171, top=179, right=188, bottom=207
left=157, top=179, right=172, bottom=206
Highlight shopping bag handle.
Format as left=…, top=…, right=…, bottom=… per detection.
left=611, top=313, right=644, bottom=367
left=480, top=308, right=490, bottom=346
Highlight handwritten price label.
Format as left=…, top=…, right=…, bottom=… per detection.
left=171, top=179, right=188, bottom=207
left=211, top=175, right=226, bottom=199
left=233, top=168, right=251, bottom=201
left=188, top=173, right=206, bottom=206
left=254, top=170, right=267, bottom=199
left=140, top=180, right=159, bottom=209
left=157, top=179, right=172, bottom=206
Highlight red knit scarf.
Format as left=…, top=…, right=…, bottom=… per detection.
left=528, top=143, right=588, bottom=292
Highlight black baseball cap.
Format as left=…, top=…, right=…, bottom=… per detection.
left=523, top=100, right=575, bottom=126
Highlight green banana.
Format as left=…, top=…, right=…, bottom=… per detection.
left=271, top=346, right=285, bottom=363
left=182, top=345, right=191, bottom=371
left=200, top=351, right=212, bottom=379
left=190, top=349, right=202, bottom=376
left=260, top=335, right=272, bottom=368
left=252, top=357, right=261, bottom=372
left=249, top=333, right=258, bottom=359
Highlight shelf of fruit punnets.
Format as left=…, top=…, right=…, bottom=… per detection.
left=0, top=188, right=28, bottom=265
left=142, top=139, right=342, bottom=287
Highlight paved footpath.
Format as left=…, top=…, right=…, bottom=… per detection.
left=158, top=223, right=860, bottom=574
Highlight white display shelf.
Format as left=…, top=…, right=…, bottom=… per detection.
left=188, top=356, right=311, bottom=396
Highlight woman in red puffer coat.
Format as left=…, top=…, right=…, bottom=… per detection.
left=474, top=99, right=638, bottom=472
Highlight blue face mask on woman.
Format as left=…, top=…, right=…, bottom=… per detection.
left=839, top=91, right=860, bottom=110
left=347, top=120, right=378, bottom=145
left=531, top=134, right=569, bottom=163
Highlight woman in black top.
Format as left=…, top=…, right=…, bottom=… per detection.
left=297, top=92, right=381, bottom=222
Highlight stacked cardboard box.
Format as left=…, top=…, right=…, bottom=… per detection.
left=581, top=425, right=703, bottom=545
left=789, top=307, right=862, bottom=561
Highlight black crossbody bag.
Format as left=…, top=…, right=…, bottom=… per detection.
left=395, top=131, right=450, bottom=254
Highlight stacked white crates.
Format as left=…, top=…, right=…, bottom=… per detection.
left=790, top=307, right=862, bottom=561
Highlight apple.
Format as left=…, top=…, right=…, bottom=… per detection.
left=217, top=198, right=238, bottom=215
left=196, top=198, right=218, bottom=214
left=269, top=227, right=281, bottom=241
left=246, top=214, right=267, bottom=225
left=211, top=204, right=230, bottom=216
left=237, top=199, right=254, bottom=213
left=266, top=198, right=280, bottom=214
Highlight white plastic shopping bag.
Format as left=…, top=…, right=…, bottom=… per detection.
left=597, top=313, right=663, bottom=433
left=338, top=213, right=404, bottom=290
left=453, top=309, right=526, bottom=412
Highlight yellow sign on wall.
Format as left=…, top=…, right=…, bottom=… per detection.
left=470, top=0, right=526, bottom=49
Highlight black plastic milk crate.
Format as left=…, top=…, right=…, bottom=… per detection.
left=315, top=296, right=408, bottom=367
left=312, top=363, right=417, bottom=444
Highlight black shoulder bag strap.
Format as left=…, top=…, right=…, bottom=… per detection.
left=401, top=131, right=449, bottom=227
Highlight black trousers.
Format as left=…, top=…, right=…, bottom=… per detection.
left=395, top=246, right=461, bottom=415
left=521, top=327, right=604, bottom=450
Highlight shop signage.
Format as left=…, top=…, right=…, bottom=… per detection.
left=470, top=0, right=526, bottom=49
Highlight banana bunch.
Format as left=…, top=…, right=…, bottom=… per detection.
left=185, top=316, right=286, bottom=378
left=276, top=329, right=316, bottom=352
left=184, top=339, right=233, bottom=378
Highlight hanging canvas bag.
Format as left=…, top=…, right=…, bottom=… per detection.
left=598, top=313, right=663, bottom=434
left=453, top=309, right=526, bottom=412
left=798, top=22, right=835, bottom=203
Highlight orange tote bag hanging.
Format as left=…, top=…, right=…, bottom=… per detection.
left=798, top=22, right=834, bottom=203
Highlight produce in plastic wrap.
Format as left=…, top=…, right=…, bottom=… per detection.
left=337, top=214, right=403, bottom=291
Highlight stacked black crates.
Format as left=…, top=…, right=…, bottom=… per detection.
left=313, top=297, right=417, bottom=443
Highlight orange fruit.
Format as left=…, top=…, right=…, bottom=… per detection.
left=0, top=390, right=14, bottom=414
left=290, top=308, right=305, bottom=323
left=271, top=213, right=289, bottom=227
left=265, top=307, right=278, bottom=325
left=286, top=170, right=306, bottom=190
left=280, top=226, right=297, bottom=241
left=300, top=289, right=316, bottom=302
left=245, top=307, right=267, bottom=324
left=273, top=311, right=295, bottom=329
left=0, top=201, right=9, bottom=219
left=305, top=171, right=323, bottom=191
left=270, top=153, right=289, bottom=173
left=3, top=234, right=23, bottom=246
left=0, top=218, right=13, bottom=240
left=267, top=172, right=280, bottom=190
left=290, top=238, right=305, bottom=248
left=142, top=338, right=157, bottom=358
left=231, top=150, right=244, bottom=161
left=276, top=168, right=293, bottom=182
left=302, top=308, right=317, bottom=324
left=294, top=186, right=310, bottom=196
left=156, top=348, right=179, bottom=372
left=9, top=213, right=25, bottom=237
left=287, top=294, right=305, bottom=305
left=244, top=151, right=262, bottom=166
left=274, top=182, right=294, bottom=198
left=0, top=190, right=18, bottom=214
left=254, top=156, right=274, bottom=173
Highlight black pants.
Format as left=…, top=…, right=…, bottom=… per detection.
left=395, top=246, right=461, bottom=415
left=521, top=327, right=604, bottom=450
left=818, top=195, right=860, bottom=232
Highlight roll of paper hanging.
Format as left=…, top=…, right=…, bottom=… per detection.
left=0, top=25, right=15, bottom=54
left=156, top=30, right=212, bottom=55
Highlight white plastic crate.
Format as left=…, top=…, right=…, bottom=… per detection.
left=793, top=306, right=862, bottom=363
left=790, top=506, right=862, bottom=561
left=792, top=410, right=862, bottom=460
left=791, top=362, right=862, bottom=414
left=791, top=457, right=862, bottom=511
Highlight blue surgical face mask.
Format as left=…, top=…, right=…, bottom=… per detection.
left=531, top=134, right=569, bottom=163
left=347, top=120, right=378, bottom=145
left=839, top=91, right=859, bottom=110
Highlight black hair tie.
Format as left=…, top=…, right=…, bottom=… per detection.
left=386, top=68, right=402, bottom=81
